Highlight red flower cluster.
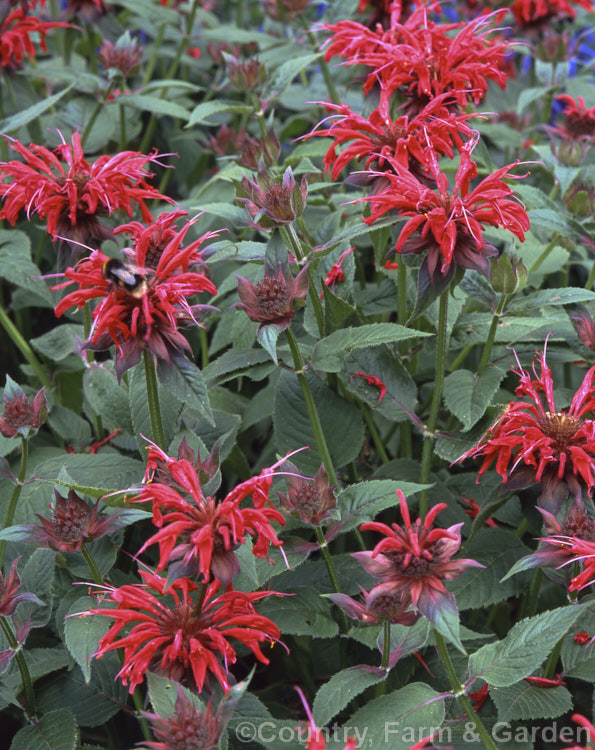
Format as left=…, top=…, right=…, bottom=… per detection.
left=323, top=8, right=511, bottom=114
left=86, top=570, right=281, bottom=694
left=0, top=132, right=172, bottom=246
left=54, top=212, right=217, bottom=378
left=458, top=347, right=595, bottom=509
left=0, top=5, right=67, bottom=70
left=511, top=0, right=593, bottom=27
left=135, top=443, right=287, bottom=587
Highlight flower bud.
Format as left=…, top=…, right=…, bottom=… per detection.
left=0, top=377, right=47, bottom=439
left=489, top=253, right=527, bottom=294
left=236, top=167, right=308, bottom=228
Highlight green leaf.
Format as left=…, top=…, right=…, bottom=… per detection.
left=157, top=356, right=214, bottom=426
left=491, top=680, right=572, bottom=722
left=0, top=229, right=51, bottom=304
left=30, top=321, right=81, bottom=360
left=517, top=86, right=551, bottom=114
left=313, top=667, right=385, bottom=727
left=10, top=708, right=78, bottom=750
left=118, top=93, right=191, bottom=119
left=256, top=323, right=283, bottom=364
left=443, top=366, right=506, bottom=431
left=332, top=480, right=430, bottom=537
left=274, top=370, right=364, bottom=474
left=508, top=287, right=595, bottom=311
left=83, top=365, right=133, bottom=434
left=312, top=324, right=430, bottom=373
left=203, top=348, right=273, bottom=385
left=346, top=682, right=445, bottom=750
left=34, top=454, right=144, bottom=501
left=20, top=549, right=54, bottom=628
left=185, top=100, right=252, bottom=127
left=147, top=672, right=203, bottom=718
left=0, top=85, right=74, bottom=133
left=317, top=214, right=405, bottom=255
left=264, top=53, right=321, bottom=99
left=257, top=587, right=338, bottom=638
left=64, top=597, right=110, bottom=682
left=449, top=529, right=531, bottom=611
left=1, top=648, right=70, bottom=704
left=561, top=610, right=595, bottom=680
left=469, top=606, right=583, bottom=687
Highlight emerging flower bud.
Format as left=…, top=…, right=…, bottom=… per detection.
left=0, top=377, right=46, bottom=439
left=277, top=464, right=337, bottom=526
left=263, top=0, right=313, bottom=21
left=237, top=129, right=280, bottom=171
left=224, top=52, right=267, bottom=92
left=0, top=558, right=44, bottom=617
left=569, top=304, right=595, bottom=351
left=489, top=253, right=527, bottom=294
left=234, top=262, right=309, bottom=331
left=236, top=167, right=308, bottom=228
left=99, top=31, right=144, bottom=79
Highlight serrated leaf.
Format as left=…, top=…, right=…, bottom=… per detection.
left=469, top=606, right=583, bottom=687
left=64, top=597, right=110, bottom=683
left=508, top=287, right=595, bottom=311
left=30, top=325, right=84, bottom=361
left=83, top=365, right=133, bottom=434
left=330, top=480, right=430, bottom=538
left=517, top=86, right=551, bottom=114
left=0, top=85, right=74, bottom=133
left=157, top=356, right=214, bottom=426
left=443, top=367, right=505, bottom=431
left=450, top=529, right=531, bottom=610
left=20, top=549, right=54, bottom=628
left=346, top=682, right=445, bottom=750
left=491, top=680, right=572, bottom=722
left=203, top=348, right=273, bottom=385
left=186, top=100, right=252, bottom=127
left=264, top=53, right=321, bottom=99
left=312, top=324, right=430, bottom=373
left=313, top=667, right=384, bottom=727
left=147, top=672, right=203, bottom=718
left=257, top=587, right=338, bottom=638
left=256, top=323, right=283, bottom=364
left=10, top=707, right=78, bottom=750
left=274, top=370, right=364, bottom=474
left=0, top=229, right=51, bottom=304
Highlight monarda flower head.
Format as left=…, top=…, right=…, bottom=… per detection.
left=0, top=376, right=46, bottom=439
left=86, top=569, right=282, bottom=693
left=352, top=491, right=482, bottom=633
left=0, top=5, right=67, bottom=70
left=511, top=0, right=593, bottom=29
left=277, top=463, right=337, bottom=526
left=362, top=141, right=529, bottom=285
left=134, top=444, right=288, bottom=587
left=0, top=131, right=173, bottom=248
left=0, top=557, right=44, bottom=617
left=457, top=346, right=595, bottom=511
left=235, top=262, right=308, bottom=332
left=54, top=218, right=217, bottom=379
left=235, top=167, right=308, bottom=228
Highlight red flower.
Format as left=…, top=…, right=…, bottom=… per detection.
left=362, top=142, right=529, bottom=281
left=0, top=376, right=46, bottom=439
left=320, top=247, right=354, bottom=298
left=235, top=262, right=308, bottom=331
left=135, top=444, right=287, bottom=587
left=54, top=216, right=217, bottom=379
left=549, top=95, right=595, bottom=164
left=323, top=10, right=511, bottom=115
left=309, top=95, right=477, bottom=182
left=0, top=131, right=173, bottom=246
left=86, top=569, right=282, bottom=693
left=469, top=683, right=490, bottom=712
left=458, top=347, right=595, bottom=509
left=566, top=713, right=595, bottom=750
left=295, top=687, right=357, bottom=750
left=574, top=631, right=591, bottom=645
left=0, top=6, right=67, bottom=70
left=460, top=496, right=497, bottom=527
left=511, top=0, right=593, bottom=27
left=352, top=491, right=482, bottom=629
left=353, top=371, right=387, bottom=406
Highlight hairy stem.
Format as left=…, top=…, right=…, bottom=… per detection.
left=0, top=436, right=28, bottom=568
left=143, top=350, right=166, bottom=449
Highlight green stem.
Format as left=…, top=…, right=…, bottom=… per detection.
left=81, top=80, right=116, bottom=147
left=132, top=687, right=153, bottom=743
left=285, top=328, right=338, bottom=486
left=142, top=23, right=167, bottom=86
left=434, top=631, right=499, bottom=750
left=119, top=103, right=127, bottom=150
left=543, top=636, right=564, bottom=679
left=528, top=234, right=559, bottom=275
left=81, top=542, right=103, bottom=586
left=315, top=526, right=348, bottom=635
left=143, top=350, right=166, bottom=449
left=0, top=617, right=36, bottom=717
left=418, top=291, right=449, bottom=518
left=282, top=224, right=325, bottom=338
left=362, top=404, right=389, bottom=464
left=585, top=260, right=595, bottom=291
left=0, top=306, right=51, bottom=388
left=520, top=569, right=543, bottom=619
left=83, top=306, right=104, bottom=441
left=449, top=343, right=473, bottom=372
left=375, top=621, right=391, bottom=697
left=298, top=18, right=340, bottom=105
left=251, top=93, right=267, bottom=140
left=476, top=294, right=508, bottom=376
left=397, top=265, right=413, bottom=459
left=0, top=437, right=28, bottom=568
left=140, top=0, right=199, bottom=153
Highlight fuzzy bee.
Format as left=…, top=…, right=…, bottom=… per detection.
left=102, top=258, right=148, bottom=298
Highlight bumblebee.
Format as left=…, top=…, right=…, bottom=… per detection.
left=102, top=259, right=147, bottom=298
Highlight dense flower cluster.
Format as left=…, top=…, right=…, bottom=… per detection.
left=0, top=4, right=67, bottom=70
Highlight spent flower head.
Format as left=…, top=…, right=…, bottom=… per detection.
left=235, top=262, right=308, bottom=332
left=0, top=377, right=46, bottom=439
left=236, top=167, right=308, bottom=228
